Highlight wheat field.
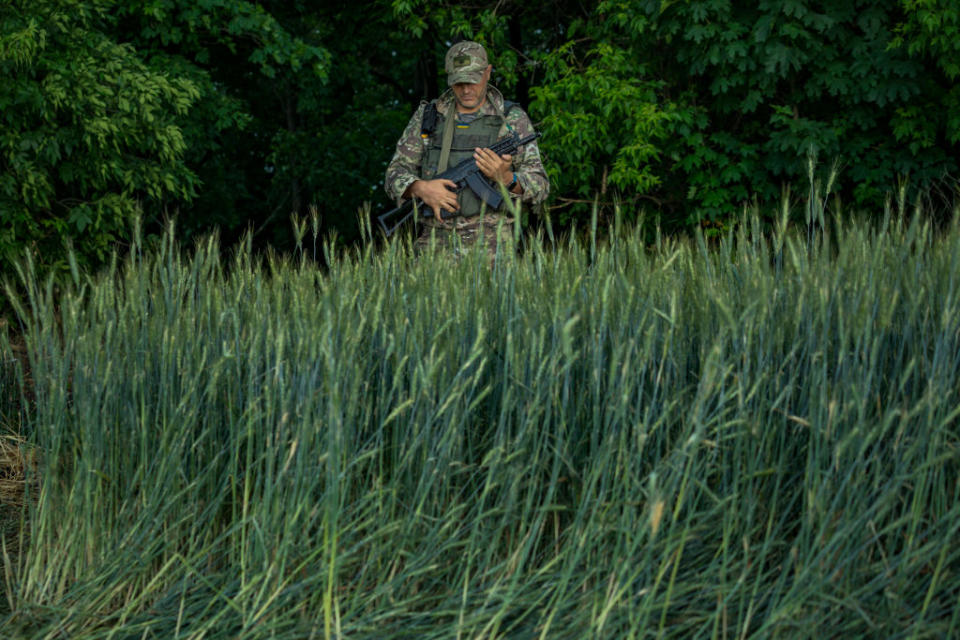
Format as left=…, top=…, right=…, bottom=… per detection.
left=1, top=205, right=959, bottom=638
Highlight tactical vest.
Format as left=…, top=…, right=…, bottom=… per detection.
left=421, top=104, right=511, bottom=217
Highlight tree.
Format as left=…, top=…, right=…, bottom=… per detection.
left=6, top=0, right=959, bottom=268
left=895, top=0, right=960, bottom=152
left=0, top=0, right=201, bottom=268
left=644, top=0, right=958, bottom=221
left=113, top=0, right=328, bottom=245
left=526, top=0, right=960, bottom=226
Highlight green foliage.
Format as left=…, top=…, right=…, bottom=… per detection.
left=519, top=0, right=960, bottom=226
left=4, top=0, right=960, bottom=260
left=895, top=0, right=960, bottom=145
left=635, top=0, right=958, bottom=221
left=114, top=0, right=330, bottom=242
left=384, top=1, right=526, bottom=97
left=0, top=0, right=201, bottom=267
left=530, top=41, right=678, bottom=219
left=898, top=0, right=960, bottom=79
left=124, top=0, right=328, bottom=77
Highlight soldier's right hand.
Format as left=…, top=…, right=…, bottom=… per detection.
left=410, top=179, right=459, bottom=221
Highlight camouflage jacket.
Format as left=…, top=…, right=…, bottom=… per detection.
left=384, top=86, right=549, bottom=209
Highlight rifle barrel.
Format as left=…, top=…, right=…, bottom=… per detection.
left=490, top=132, right=540, bottom=155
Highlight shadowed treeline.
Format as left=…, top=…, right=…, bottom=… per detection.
left=2, top=1, right=959, bottom=273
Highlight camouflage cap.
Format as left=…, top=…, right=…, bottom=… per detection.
left=445, top=41, right=489, bottom=86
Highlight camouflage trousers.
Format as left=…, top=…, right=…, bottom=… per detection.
left=414, top=213, right=515, bottom=264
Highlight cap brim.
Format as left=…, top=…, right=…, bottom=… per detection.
left=448, top=71, right=485, bottom=86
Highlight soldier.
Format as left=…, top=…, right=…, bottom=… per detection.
left=384, top=40, right=549, bottom=259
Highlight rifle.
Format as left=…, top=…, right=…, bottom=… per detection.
left=377, top=131, right=540, bottom=237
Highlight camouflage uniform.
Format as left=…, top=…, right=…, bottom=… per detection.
left=384, top=42, right=549, bottom=261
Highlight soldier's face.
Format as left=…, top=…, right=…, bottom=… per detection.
left=452, top=65, right=492, bottom=113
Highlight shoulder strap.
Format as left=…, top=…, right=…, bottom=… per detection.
left=420, top=101, right=439, bottom=137
left=501, top=100, right=520, bottom=135
left=437, top=107, right=457, bottom=173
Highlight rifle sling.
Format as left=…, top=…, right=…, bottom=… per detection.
left=436, top=107, right=457, bottom=174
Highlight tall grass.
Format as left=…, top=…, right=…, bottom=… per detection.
left=1, top=207, right=959, bottom=638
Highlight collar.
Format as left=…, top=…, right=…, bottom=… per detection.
left=435, top=85, right=507, bottom=118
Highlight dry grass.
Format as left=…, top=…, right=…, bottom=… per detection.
left=0, top=433, right=34, bottom=508
left=0, top=432, right=31, bottom=620
left=2, top=316, right=33, bottom=511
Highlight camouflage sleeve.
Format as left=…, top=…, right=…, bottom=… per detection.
left=504, top=107, right=550, bottom=206
left=384, top=103, right=427, bottom=205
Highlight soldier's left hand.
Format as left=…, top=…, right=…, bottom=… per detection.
left=474, top=148, right=513, bottom=185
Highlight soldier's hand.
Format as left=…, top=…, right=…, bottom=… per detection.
left=474, top=148, right=513, bottom=185
left=410, top=179, right=459, bottom=221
